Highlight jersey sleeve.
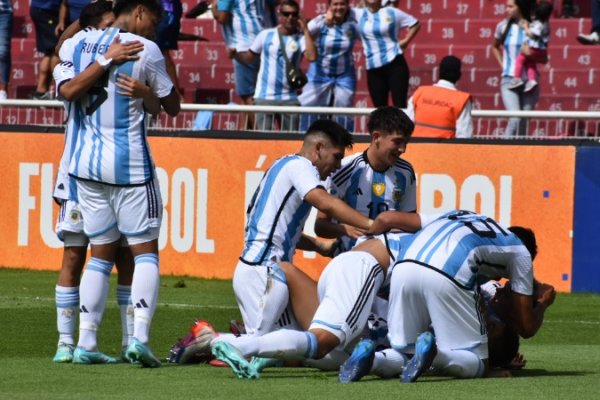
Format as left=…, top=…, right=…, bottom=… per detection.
left=143, top=40, right=175, bottom=99
left=393, top=8, right=418, bottom=28
left=494, top=19, right=507, bottom=41
left=58, top=36, right=76, bottom=63
left=308, top=15, right=324, bottom=37
left=290, top=158, right=323, bottom=199
left=250, top=30, right=267, bottom=55
left=53, top=61, right=75, bottom=100
left=417, top=212, right=444, bottom=229
left=507, top=254, right=534, bottom=296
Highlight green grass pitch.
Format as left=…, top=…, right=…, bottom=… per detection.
left=0, top=268, right=599, bottom=399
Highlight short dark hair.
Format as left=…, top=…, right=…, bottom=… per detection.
left=279, top=0, right=300, bottom=11
left=439, top=55, right=462, bottom=83
left=535, top=1, right=553, bottom=22
left=367, top=106, right=414, bottom=137
left=508, top=226, right=538, bottom=261
left=79, top=0, right=113, bottom=28
left=306, top=119, right=353, bottom=149
left=488, top=327, right=520, bottom=368
left=113, top=0, right=163, bottom=19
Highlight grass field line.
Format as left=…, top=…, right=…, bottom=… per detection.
left=0, top=295, right=239, bottom=310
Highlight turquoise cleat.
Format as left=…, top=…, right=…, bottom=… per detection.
left=211, top=341, right=259, bottom=379
left=339, top=339, right=375, bottom=383
left=126, top=338, right=161, bottom=368
left=52, top=342, right=75, bottom=363
left=72, top=347, right=117, bottom=364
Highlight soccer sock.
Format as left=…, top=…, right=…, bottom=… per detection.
left=77, top=258, right=113, bottom=351
left=256, top=330, right=318, bottom=359
left=304, top=349, right=348, bottom=371
left=131, top=253, right=160, bottom=344
left=116, top=285, right=133, bottom=347
left=432, top=348, right=485, bottom=378
left=371, top=348, right=407, bottom=379
left=55, top=285, right=79, bottom=345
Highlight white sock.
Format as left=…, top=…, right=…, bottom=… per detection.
left=371, top=348, right=407, bottom=378
left=304, top=349, right=349, bottom=371
left=432, top=348, right=485, bottom=378
left=116, top=285, right=133, bottom=347
left=256, top=330, right=317, bottom=359
left=55, top=285, right=79, bottom=345
left=131, top=253, right=160, bottom=344
left=77, top=258, right=113, bottom=351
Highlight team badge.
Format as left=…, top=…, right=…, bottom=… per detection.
left=289, top=41, right=298, bottom=52
left=392, top=186, right=403, bottom=202
left=385, top=16, right=392, bottom=24
left=372, top=183, right=385, bottom=197
left=69, top=209, right=82, bottom=223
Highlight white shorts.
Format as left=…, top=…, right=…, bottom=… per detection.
left=387, top=262, right=488, bottom=359
left=309, top=252, right=384, bottom=349
left=232, top=259, right=299, bottom=336
left=55, top=199, right=85, bottom=238
left=75, top=179, right=162, bottom=245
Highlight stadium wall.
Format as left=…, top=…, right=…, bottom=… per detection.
left=0, top=130, right=597, bottom=293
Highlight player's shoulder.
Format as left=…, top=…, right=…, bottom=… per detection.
left=331, top=151, right=366, bottom=186
left=392, top=157, right=416, bottom=179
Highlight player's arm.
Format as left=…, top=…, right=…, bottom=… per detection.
left=211, top=0, right=231, bottom=24
left=296, top=233, right=338, bottom=257
left=58, top=37, right=144, bottom=101
left=305, top=188, right=372, bottom=231
left=55, top=19, right=81, bottom=56
left=368, top=210, right=423, bottom=235
left=115, top=73, right=161, bottom=115
left=314, top=211, right=366, bottom=239
left=509, top=284, right=555, bottom=338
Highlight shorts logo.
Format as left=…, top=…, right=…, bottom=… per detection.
left=69, top=209, right=82, bottom=223
left=372, top=183, right=385, bottom=197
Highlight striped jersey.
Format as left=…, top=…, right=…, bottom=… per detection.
left=397, top=210, right=534, bottom=294
left=494, top=19, right=531, bottom=79
left=353, top=7, right=418, bottom=70
left=217, top=0, right=265, bottom=52
left=250, top=28, right=306, bottom=100
left=52, top=60, right=81, bottom=201
left=329, top=151, right=417, bottom=251
left=307, top=14, right=358, bottom=78
left=59, top=27, right=173, bottom=186
left=241, top=155, right=323, bottom=265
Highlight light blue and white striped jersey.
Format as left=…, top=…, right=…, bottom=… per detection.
left=59, top=27, right=173, bottom=186
left=397, top=210, right=534, bottom=294
left=52, top=60, right=81, bottom=201
left=495, top=19, right=529, bottom=79
left=354, top=7, right=418, bottom=70
left=329, top=151, right=417, bottom=252
left=250, top=28, right=306, bottom=100
left=217, top=0, right=265, bottom=52
left=307, top=14, right=358, bottom=78
left=241, top=155, right=323, bottom=265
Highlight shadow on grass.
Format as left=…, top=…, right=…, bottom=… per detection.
left=512, top=369, right=590, bottom=377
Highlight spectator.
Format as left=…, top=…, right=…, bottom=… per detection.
left=576, top=0, right=600, bottom=44
left=354, top=0, right=420, bottom=108
left=492, top=0, right=545, bottom=137
left=298, top=0, right=359, bottom=131
left=30, top=0, right=65, bottom=100
left=406, top=55, right=473, bottom=139
left=233, top=0, right=317, bottom=131
left=0, top=0, right=12, bottom=100
left=62, top=0, right=92, bottom=23
left=212, top=0, right=265, bottom=129
left=508, top=1, right=553, bottom=93
left=157, top=0, right=184, bottom=100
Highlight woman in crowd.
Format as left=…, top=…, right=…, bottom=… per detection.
left=354, top=0, right=420, bottom=108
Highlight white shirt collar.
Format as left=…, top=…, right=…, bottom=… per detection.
left=434, top=79, right=458, bottom=90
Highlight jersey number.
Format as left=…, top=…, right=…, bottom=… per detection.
left=85, top=70, right=109, bottom=115
left=448, top=211, right=508, bottom=238
left=366, top=201, right=389, bottom=219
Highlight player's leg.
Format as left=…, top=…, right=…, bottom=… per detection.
left=277, top=261, right=318, bottom=331
left=115, top=242, right=134, bottom=360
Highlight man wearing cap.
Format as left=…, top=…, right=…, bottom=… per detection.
left=406, top=55, right=473, bottom=139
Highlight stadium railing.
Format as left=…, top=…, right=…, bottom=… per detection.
left=1, top=99, right=599, bottom=139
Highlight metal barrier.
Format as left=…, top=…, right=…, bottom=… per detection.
left=1, top=99, right=600, bottom=139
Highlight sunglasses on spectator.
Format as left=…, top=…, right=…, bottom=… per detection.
left=280, top=11, right=299, bottom=17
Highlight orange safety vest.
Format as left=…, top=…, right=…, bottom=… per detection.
left=411, top=85, right=471, bottom=139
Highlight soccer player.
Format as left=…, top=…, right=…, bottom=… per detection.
left=58, top=0, right=180, bottom=367
left=314, top=106, right=417, bottom=254
left=343, top=210, right=555, bottom=383
left=51, top=0, right=163, bottom=363
left=228, top=119, right=372, bottom=344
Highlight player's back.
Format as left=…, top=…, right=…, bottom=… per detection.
left=59, top=27, right=173, bottom=186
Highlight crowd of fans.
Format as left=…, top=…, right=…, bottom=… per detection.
left=0, top=0, right=598, bottom=137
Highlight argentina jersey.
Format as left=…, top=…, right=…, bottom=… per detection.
left=308, top=14, right=358, bottom=78
left=250, top=28, right=305, bottom=100
left=241, top=155, right=323, bottom=265
left=217, top=0, right=264, bottom=51
left=329, top=151, right=416, bottom=251
left=59, top=27, right=173, bottom=186
left=354, top=7, right=418, bottom=69
left=494, top=19, right=526, bottom=78
left=53, top=60, right=82, bottom=202
left=398, top=210, right=534, bottom=293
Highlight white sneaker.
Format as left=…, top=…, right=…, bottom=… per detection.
left=0, top=90, right=7, bottom=100
left=577, top=32, right=600, bottom=45
left=524, top=80, right=538, bottom=92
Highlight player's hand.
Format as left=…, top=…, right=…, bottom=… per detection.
left=508, top=352, right=527, bottom=370
left=316, top=239, right=339, bottom=258
left=115, top=73, right=151, bottom=99
left=341, top=224, right=367, bottom=239
left=536, top=283, right=556, bottom=307
left=227, top=48, right=236, bottom=59
left=106, top=35, right=144, bottom=65
left=367, top=211, right=396, bottom=235
left=324, top=8, right=335, bottom=26
left=297, top=14, right=308, bottom=32
left=55, top=22, right=66, bottom=37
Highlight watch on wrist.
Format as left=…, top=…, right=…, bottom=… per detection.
left=97, top=54, right=113, bottom=70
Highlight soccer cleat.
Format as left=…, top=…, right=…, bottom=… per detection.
left=524, top=80, right=538, bottom=93
left=229, top=320, right=246, bottom=337
left=121, top=345, right=139, bottom=364
left=339, top=339, right=375, bottom=383
left=72, top=347, right=117, bottom=364
left=507, top=78, right=524, bottom=90
left=211, top=341, right=259, bottom=379
left=401, top=331, right=437, bottom=383
left=126, top=338, right=162, bottom=368
left=52, top=342, right=75, bottom=363
left=576, top=31, right=600, bottom=45
left=250, top=357, right=284, bottom=372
